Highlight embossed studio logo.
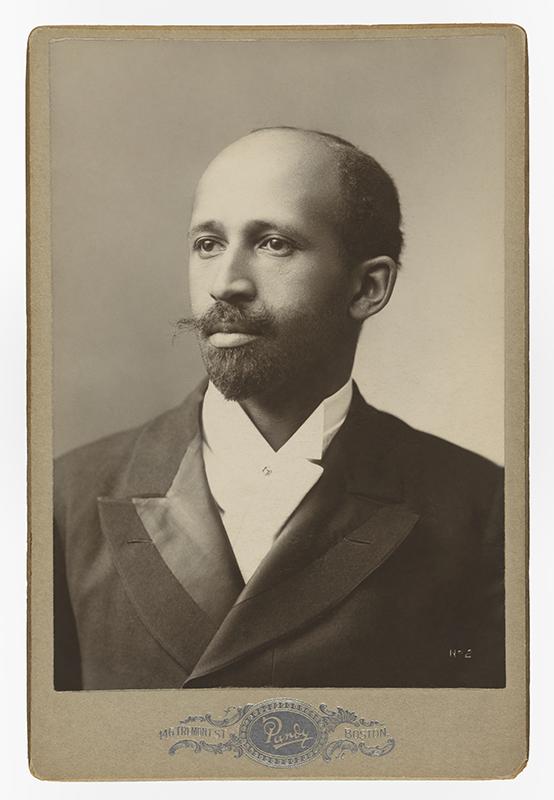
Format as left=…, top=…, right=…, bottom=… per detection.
left=160, top=698, right=396, bottom=768
left=239, top=699, right=325, bottom=767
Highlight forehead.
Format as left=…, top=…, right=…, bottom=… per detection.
left=191, top=132, right=343, bottom=230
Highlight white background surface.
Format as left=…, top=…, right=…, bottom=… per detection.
left=2, top=0, right=551, bottom=797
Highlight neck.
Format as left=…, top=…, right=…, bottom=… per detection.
left=238, top=361, right=354, bottom=451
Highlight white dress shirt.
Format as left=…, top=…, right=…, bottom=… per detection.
left=201, top=379, right=353, bottom=582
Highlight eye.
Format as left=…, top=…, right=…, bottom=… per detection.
left=259, top=236, right=296, bottom=257
left=192, top=237, right=226, bottom=257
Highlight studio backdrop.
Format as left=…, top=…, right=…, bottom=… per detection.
left=51, top=35, right=505, bottom=463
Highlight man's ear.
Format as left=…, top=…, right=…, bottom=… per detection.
left=349, top=255, right=398, bottom=322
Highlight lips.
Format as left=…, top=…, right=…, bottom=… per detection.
left=208, top=331, right=260, bottom=348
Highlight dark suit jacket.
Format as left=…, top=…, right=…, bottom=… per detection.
left=54, top=381, right=505, bottom=690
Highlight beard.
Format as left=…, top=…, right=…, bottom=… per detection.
left=177, top=300, right=350, bottom=401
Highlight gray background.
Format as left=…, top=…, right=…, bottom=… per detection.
left=51, top=35, right=505, bottom=462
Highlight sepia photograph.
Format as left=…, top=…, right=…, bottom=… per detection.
left=52, top=33, right=506, bottom=692
left=27, top=24, right=527, bottom=779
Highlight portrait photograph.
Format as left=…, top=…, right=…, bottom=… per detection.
left=27, top=24, right=528, bottom=780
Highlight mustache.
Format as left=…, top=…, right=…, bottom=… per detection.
left=175, top=301, right=276, bottom=338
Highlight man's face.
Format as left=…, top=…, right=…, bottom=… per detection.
left=187, top=131, right=358, bottom=400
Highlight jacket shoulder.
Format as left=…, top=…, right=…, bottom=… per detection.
left=402, top=417, right=502, bottom=480
left=54, top=421, right=145, bottom=517
left=54, top=382, right=207, bottom=508
left=54, top=398, right=192, bottom=517
left=358, top=398, right=503, bottom=511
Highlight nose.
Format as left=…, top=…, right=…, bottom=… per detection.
left=209, top=246, right=256, bottom=304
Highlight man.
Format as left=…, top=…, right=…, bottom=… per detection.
left=54, top=127, right=505, bottom=691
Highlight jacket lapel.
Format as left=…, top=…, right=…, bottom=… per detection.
left=98, top=380, right=421, bottom=684
left=184, top=386, right=420, bottom=684
left=97, top=380, right=244, bottom=676
left=98, top=496, right=217, bottom=674
left=131, top=433, right=244, bottom=623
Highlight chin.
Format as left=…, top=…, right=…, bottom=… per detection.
left=200, top=339, right=289, bottom=401
left=206, top=369, right=273, bottom=402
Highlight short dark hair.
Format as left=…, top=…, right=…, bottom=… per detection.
left=251, top=126, right=404, bottom=265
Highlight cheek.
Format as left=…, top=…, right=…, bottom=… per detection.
left=188, top=265, right=211, bottom=312
left=260, top=255, right=347, bottom=310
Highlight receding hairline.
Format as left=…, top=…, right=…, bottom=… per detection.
left=247, top=125, right=357, bottom=149
left=194, top=126, right=348, bottom=208
left=230, top=126, right=360, bottom=172
left=196, top=126, right=404, bottom=265
left=204, top=126, right=350, bottom=176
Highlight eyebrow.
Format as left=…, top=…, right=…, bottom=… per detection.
left=188, top=220, right=225, bottom=240
left=248, top=219, right=306, bottom=243
left=188, top=218, right=308, bottom=244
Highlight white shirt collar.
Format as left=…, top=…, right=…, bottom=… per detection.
left=202, top=378, right=353, bottom=465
